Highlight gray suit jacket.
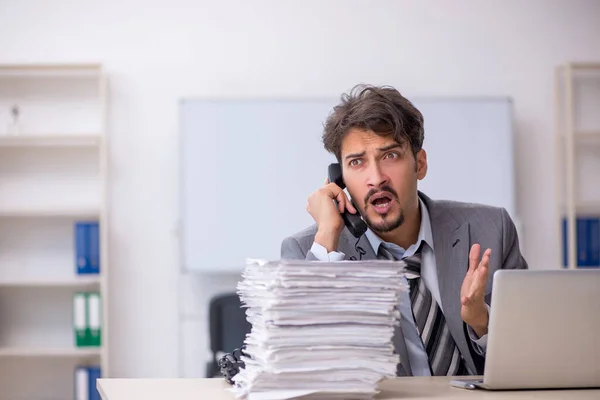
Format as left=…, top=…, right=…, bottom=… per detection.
left=280, top=191, right=528, bottom=376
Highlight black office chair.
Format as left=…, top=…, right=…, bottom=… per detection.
left=206, top=292, right=252, bottom=378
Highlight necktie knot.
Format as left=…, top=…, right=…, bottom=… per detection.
left=377, top=243, right=423, bottom=278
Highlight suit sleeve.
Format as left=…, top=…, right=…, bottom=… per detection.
left=501, top=207, right=529, bottom=271
left=281, top=236, right=307, bottom=259
left=281, top=237, right=345, bottom=261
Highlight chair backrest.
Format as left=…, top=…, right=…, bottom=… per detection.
left=206, top=292, right=252, bottom=377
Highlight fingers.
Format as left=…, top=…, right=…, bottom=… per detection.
left=345, top=198, right=357, bottom=214
left=461, top=295, right=469, bottom=306
left=332, top=187, right=357, bottom=214
left=477, top=248, right=491, bottom=279
left=324, top=181, right=356, bottom=214
left=469, top=244, right=492, bottom=273
left=335, top=191, right=346, bottom=213
left=468, top=244, right=480, bottom=273
left=479, top=248, right=491, bottom=269
left=463, top=247, right=491, bottom=306
left=323, top=177, right=346, bottom=213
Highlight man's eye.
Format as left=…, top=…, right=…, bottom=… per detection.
left=349, top=159, right=362, bottom=167
left=385, top=152, right=399, bottom=159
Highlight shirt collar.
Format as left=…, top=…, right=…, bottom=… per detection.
left=364, top=196, right=434, bottom=256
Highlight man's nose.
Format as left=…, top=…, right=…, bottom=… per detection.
left=366, top=164, right=388, bottom=188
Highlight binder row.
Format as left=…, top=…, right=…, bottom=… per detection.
left=75, top=365, right=101, bottom=400
left=75, top=221, right=100, bottom=275
left=562, top=216, right=600, bottom=267
left=73, top=292, right=102, bottom=347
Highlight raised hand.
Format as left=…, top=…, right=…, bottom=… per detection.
left=460, top=243, right=491, bottom=337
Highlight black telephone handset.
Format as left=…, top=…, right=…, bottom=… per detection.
left=328, top=163, right=368, bottom=238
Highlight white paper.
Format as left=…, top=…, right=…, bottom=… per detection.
left=230, top=258, right=408, bottom=400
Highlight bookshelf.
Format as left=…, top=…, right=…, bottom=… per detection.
left=0, top=63, right=108, bottom=399
left=555, top=63, right=600, bottom=270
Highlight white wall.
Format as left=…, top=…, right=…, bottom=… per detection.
left=1, top=0, right=599, bottom=379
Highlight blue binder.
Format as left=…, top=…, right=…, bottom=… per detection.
left=75, top=222, right=90, bottom=274
left=75, top=221, right=100, bottom=274
left=88, top=366, right=102, bottom=400
left=586, top=218, right=599, bottom=267
left=88, top=222, right=100, bottom=274
left=562, top=216, right=600, bottom=268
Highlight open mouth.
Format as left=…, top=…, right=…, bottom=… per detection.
left=369, top=193, right=394, bottom=213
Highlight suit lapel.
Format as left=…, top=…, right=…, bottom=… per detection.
left=421, top=192, right=477, bottom=374
left=434, top=221, right=475, bottom=373
left=339, top=230, right=377, bottom=261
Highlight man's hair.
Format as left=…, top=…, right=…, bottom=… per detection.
left=322, top=84, right=425, bottom=162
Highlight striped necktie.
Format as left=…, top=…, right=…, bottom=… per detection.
left=378, top=244, right=468, bottom=376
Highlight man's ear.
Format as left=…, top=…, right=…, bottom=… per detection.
left=416, top=149, right=427, bottom=180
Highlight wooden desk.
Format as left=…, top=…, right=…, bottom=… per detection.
left=97, top=376, right=600, bottom=400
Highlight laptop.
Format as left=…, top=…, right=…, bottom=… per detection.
left=451, top=268, right=600, bottom=390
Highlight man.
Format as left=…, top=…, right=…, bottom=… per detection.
left=280, top=84, right=528, bottom=377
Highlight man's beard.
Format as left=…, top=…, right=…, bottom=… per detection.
left=364, top=208, right=405, bottom=233
left=361, top=185, right=405, bottom=233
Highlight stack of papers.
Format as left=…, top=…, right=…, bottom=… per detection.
left=232, top=258, right=407, bottom=400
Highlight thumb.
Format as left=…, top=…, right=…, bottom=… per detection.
left=461, top=295, right=468, bottom=306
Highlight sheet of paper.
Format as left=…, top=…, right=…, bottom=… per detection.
left=231, top=258, right=409, bottom=400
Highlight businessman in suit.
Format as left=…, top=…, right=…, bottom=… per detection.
left=280, top=84, right=528, bottom=377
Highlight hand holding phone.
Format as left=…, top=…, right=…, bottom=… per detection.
left=327, top=163, right=368, bottom=238
left=306, top=163, right=367, bottom=251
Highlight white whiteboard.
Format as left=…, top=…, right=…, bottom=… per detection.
left=179, top=97, right=514, bottom=273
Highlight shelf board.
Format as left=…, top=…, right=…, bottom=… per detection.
left=0, top=275, right=100, bottom=288
left=560, top=201, right=600, bottom=214
left=0, top=206, right=100, bottom=218
left=0, top=347, right=102, bottom=358
left=558, top=131, right=600, bottom=141
left=575, top=131, right=600, bottom=143
left=568, top=62, right=600, bottom=70
left=0, top=134, right=102, bottom=147
left=0, top=63, right=102, bottom=78
left=576, top=130, right=600, bottom=135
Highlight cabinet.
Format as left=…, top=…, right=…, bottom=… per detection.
left=554, top=63, right=600, bottom=270
left=0, top=64, right=109, bottom=399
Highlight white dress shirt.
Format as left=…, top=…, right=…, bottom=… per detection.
left=310, top=197, right=488, bottom=375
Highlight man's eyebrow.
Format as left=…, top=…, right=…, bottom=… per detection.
left=344, top=143, right=407, bottom=160
left=377, top=143, right=404, bottom=152
left=344, top=151, right=365, bottom=161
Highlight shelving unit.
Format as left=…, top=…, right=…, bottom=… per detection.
left=0, top=63, right=108, bottom=399
left=0, top=346, right=102, bottom=357
left=554, top=62, right=600, bottom=270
